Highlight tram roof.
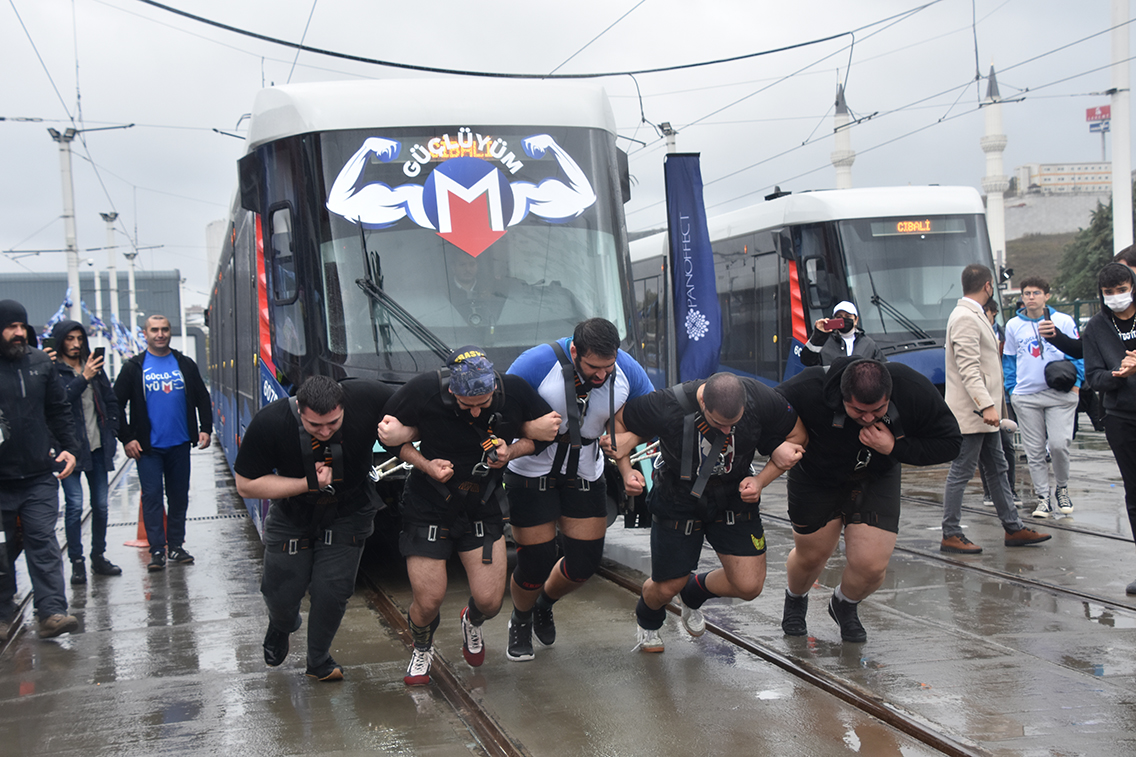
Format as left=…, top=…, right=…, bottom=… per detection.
left=631, top=186, right=986, bottom=261
left=244, top=79, right=617, bottom=151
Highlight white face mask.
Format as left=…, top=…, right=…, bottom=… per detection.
left=1104, top=292, right=1134, bottom=313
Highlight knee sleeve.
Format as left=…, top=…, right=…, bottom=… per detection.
left=558, top=535, right=604, bottom=583
left=512, top=539, right=559, bottom=591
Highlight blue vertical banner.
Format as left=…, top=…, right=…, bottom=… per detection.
left=664, top=153, right=721, bottom=381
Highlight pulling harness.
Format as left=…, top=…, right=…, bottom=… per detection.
left=275, top=397, right=367, bottom=554
left=503, top=340, right=615, bottom=493
left=413, top=367, right=508, bottom=564
left=652, top=382, right=751, bottom=535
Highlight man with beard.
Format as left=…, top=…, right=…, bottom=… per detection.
left=50, top=320, right=121, bottom=585
left=502, top=318, right=653, bottom=661
left=777, top=358, right=963, bottom=642
left=0, top=300, right=80, bottom=640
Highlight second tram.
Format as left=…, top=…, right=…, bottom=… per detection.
left=630, top=185, right=995, bottom=389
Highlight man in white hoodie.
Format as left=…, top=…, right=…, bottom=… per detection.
left=1003, top=276, right=1083, bottom=518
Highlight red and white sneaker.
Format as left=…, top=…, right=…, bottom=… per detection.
left=460, top=606, right=485, bottom=667
left=404, top=645, right=433, bottom=686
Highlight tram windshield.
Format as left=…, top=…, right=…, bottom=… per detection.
left=837, top=214, right=991, bottom=342
left=316, top=125, right=626, bottom=373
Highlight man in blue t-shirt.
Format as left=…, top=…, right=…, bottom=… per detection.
left=114, top=315, right=212, bottom=572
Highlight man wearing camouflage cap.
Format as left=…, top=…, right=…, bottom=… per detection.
left=379, top=346, right=554, bottom=685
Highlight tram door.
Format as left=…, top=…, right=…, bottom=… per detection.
left=232, top=210, right=259, bottom=437
left=716, top=233, right=785, bottom=385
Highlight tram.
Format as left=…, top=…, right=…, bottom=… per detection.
left=630, top=185, right=995, bottom=389
left=208, top=79, right=636, bottom=531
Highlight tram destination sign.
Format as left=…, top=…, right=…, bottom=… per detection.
left=871, top=217, right=967, bottom=237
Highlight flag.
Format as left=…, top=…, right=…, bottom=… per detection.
left=664, top=153, right=721, bottom=381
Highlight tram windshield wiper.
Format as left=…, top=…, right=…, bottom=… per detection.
left=355, top=276, right=452, bottom=363
left=865, top=265, right=933, bottom=342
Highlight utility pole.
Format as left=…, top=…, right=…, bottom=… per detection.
left=124, top=248, right=139, bottom=355
left=48, top=127, right=81, bottom=322
left=100, top=212, right=119, bottom=376
left=660, top=122, right=677, bottom=154
left=178, top=274, right=187, bottom=353
left=1112, top=0, right=1133, bottom=253
left=831, top=83, right=856, bottom=189
left=89, top=258, right=102, bottom=352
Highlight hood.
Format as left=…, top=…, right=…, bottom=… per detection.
left=821, top=355, right=859, bottom=411
left=1013, top=305, right=1054, bottom=322
left=51, top=319, right=89, bottom=360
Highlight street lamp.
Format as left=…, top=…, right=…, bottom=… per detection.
left=47, top=128, right=80, bottom=321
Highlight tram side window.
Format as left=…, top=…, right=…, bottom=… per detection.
left=268, top=206, right=306, bottom=355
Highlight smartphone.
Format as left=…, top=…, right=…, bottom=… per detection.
left=42, top=337, right=56, bottom=350
left=93, top=347, right=105, bottom=360
left=822, top=318, right=848, bottom=331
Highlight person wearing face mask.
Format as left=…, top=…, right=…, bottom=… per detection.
left=800, top=301, right=884, bottom=368
left=1081, top=262, right=1136, bottom=595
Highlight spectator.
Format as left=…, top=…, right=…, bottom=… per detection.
left=800, top=301, right=884, bottom=367
left=1003, top=277, right=1084, bottom=517
left=51, top=320, right=122, bottom=584
left=1081, top=263, right=1136, bottom=594
left=114, top=315, right=212, bottom=572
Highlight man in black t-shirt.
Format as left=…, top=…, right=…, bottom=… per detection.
left=380, top=347, right=552, bottom=685
left=775, top=358, right=961, bottom=643
left=234, top=375, right=393, bottom=682
left=613, top=372, right=806, bottom=653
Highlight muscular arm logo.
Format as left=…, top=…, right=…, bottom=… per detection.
left=325, top=133, right=597, bottom=256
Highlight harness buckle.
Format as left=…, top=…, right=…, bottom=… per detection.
left=324, top=530, right=333, bottom=546
left=427, top=524, right=438, bottom=542
left=577, top=477, right=590, bottom=492
left=537, top=475, right=548, bottom=492
left=474, top=520, right=485, bottom=538
left=684, top=520, right=694, bottom=536
left=725, top=510, right=736, bottom=526
left=287, top=538, right=299, bottom=555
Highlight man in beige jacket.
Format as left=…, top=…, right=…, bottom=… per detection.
left=941, top=264, right=1050, bottom=553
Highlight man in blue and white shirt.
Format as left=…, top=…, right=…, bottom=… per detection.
left=1003, top=277, right=1084, bottom=517
left=503, top=318, right=653, bottom=661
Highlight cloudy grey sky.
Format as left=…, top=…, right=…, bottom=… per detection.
left=1, top=0, right=1130, bottom=307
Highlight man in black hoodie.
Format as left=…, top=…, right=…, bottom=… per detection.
left=1082, top=263, right=1136, bottom=595
left=51, top=320, right=122, bottom=585
left=775, top=358, right=962, bottom=643
left=0, top=300, right=81, bottom=640
left=114, top=315, right=212, bottom=572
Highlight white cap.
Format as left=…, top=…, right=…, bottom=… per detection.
left=833, top=301, right=858, bottom=317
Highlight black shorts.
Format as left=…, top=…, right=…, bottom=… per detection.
left=786, top=463, right=901, bottom=535
left=505, top=475, right=608, bottom=528
left=399, top=511, right=505, bottom=561
left=649, top=510, right=766, bottom=582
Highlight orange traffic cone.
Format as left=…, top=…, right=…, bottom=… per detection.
left=124, top=495, right=167, bottom=548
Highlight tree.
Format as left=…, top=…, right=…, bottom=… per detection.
left=1053, top=182, right=1136, bottom=300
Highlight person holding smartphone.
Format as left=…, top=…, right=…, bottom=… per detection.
left=51, top=320, right=121, bottom=585
left=800, top=301, right=884, bottom=368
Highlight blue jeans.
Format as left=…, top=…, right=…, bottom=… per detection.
left=62, top=451, right=110, bottom=562
left=137, top=443, right=191, bottom=554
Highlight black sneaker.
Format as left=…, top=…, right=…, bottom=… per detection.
left=148, top=551, right=166, bottom=572
left=506, top=617, right=535, bottom=661
left=828, top=594, right=867, bottom=643
left=264, top=625, right=290, bottom=667
left=532, top=602, right=556, bottom=647
left=70, top=560, right=87, bottom=585
left=168, top=547, right=195, bottom=565
left=90, top=554, right=122, bottom=576
left=782, top=591, right=808, bottom=636
left=305, top=656, right=344, bottom=681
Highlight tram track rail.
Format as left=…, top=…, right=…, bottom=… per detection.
left=594, top=560, right=988, bottom=757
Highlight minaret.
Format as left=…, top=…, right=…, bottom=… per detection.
left=831, top=83, right=855, bottom=189
left=981, top=66, right=1010, bottom=280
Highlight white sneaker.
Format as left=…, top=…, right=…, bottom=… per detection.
left=676, top=597, right=706, bottom=637
left=404, top=645, right=433, bottom=686
left=633, top=624, right=664, bottom=653
left=460, top=606, right=484, bottom=667
left=1031, top=495, right=1053, bottom=519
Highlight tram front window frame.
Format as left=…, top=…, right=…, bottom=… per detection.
left=836, top=213, right=991, bottom=343
left=310, top=125, right=628, bottom=373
